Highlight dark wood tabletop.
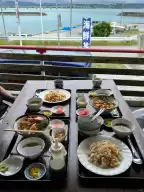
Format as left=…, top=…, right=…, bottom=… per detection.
left=0, top=80, right=144, bottom=192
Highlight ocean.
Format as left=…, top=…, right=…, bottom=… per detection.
left=1, top=8, right=144, bottom=34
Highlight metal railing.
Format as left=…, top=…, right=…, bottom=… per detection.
left=0, top=45, right=144, bottom=104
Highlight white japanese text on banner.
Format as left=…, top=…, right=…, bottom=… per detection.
left=82, top=18, right=91, bottom=48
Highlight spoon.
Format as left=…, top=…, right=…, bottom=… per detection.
left=90, top=109, right=105, bottom=122
left=127, top=136, right=143, bottom=165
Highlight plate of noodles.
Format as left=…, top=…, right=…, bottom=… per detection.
left=77, top=135, right=132, bottom=176
left=38, top=89, right=71, bottom=104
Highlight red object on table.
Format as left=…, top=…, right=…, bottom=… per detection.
left=79, top=109, right=89, bottom=116
left=56, top=107, right=64, bottom=114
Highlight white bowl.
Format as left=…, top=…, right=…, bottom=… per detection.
left=78, top=116, right=104, bottom=131
left=79, top=128, right=100, bottom=136
left=76, top=108, right=90, bottom=116
left=0, top=156, right=23, bottom=176
left=95, top=89, right=113, bottom=97
left=112, top=118, right=135, bottom=138
left=51, top=106, right=65, bottom=115
left=26, top=97, right=43, bottom=111
left=49, top=119, right=65, bottom=129
left=52, top=127, right=67, bottom=142
left=77, top=98, right=87, bottom=108
left=17, top=137, right=45, bottom=160
left=92, top=78, right=102, bottom=87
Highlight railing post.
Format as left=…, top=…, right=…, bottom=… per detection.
left=138, top=34, right=144, bottom=58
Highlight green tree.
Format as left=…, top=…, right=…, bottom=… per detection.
left=93, top=22, right=112, bottom=37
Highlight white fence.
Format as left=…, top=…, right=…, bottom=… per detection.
left=7, top=35, right=138, bottom=42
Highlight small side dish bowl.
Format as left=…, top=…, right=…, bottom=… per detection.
left=89, top=90, right=96, bottom=97
left=24, top=163, right=46, bottom=180
left=0, top=156, right=23, bottom=176
left=76, top=108, right=90, bottom=116
left=77, top=97, right=87, bottom=108
left=49, top=119, right=65, bottom=129
left=40, top=110, right=53, bottom=117
left=17, top=137, right=45, bottom=160
left=95, top=89, right=113, bottom=97
left=92, top=78, right=102, bottom=88
left=51, top=106, right=65, bottom=115
left=52, top=127, right=67, bottom=142
left=111, top=118, right=135, bottom=138
left=79, top=128, right=101, bottom=136
left=104, top=119, right=113, bottom=129
left=26, top=97, right=43, bottom=111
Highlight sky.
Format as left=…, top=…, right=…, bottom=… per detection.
left=1, top=0, right=143, bottom=3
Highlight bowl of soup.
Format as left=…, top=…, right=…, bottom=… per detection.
left=17, top=137, right=45, bottom=159
left=111, top=118, right=135, bottom=138
left=26, top=97, right=43, bottom=111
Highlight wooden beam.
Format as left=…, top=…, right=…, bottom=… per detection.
left=0, top=82, right=24, bottom=91
left=121, top=90, right=144, bottom=97
left=0, top=53, right=144, bottom=64
left=115, top=79, right=144, bottom=87
left=1, top=64, right=144, bottom=76
left=0, top=73, right=45, bottom=81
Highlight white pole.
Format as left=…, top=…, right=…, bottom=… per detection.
left=56, top=0, right=60, bottom=46
left=15, top=0, right=22, bottom=46
left=70, top=0, right=72, bottom=36
left=39, top=0, right=45, bottom=76
left=121, top=1, right=125, bottom=25
left=1, top=7, right=7, bottom=40
left=40, top=0, right=44, bottom=36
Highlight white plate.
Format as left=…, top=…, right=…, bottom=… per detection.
left=0, top=156, right=23, bottom=176
left=77, top=135, right=132, bottom=176
left=38, top=89, right=71, bottom=104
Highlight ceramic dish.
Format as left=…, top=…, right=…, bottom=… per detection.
left=24, top=163, right=46, bottom=180
left=51, top=127, right=67, bottom=142
left=38, top=89, right=71, bottom=104
left=79, top=128, right=101, bottom=136
left=40, top=110, right=53, bottom=117
left=95, top=89, right=113, bottom=97
left=92, top=78, right=102, bottom=88
left=49, top=119, right=65, bottom=129
left=78, top=116, right=104, bottom=131
left=76, top=108, right=90, bottom=116
left=104, top=119, right=113, bottom=129
left=13, top=113, right=50, bottom=136
left=17, top=137, right=45, bottom=159
left=26, top=97, right=43, bottom=111
left=77, top=98, right=87, bottom=108
left=112, top=118, right=135, bottom=138
left=0, top=156, right=23, bottom=176
left=90, top=96, right=118, bottom=112
left=51, top=106, right=65, bottom=115
left=77, top=135, right=132, bottom=176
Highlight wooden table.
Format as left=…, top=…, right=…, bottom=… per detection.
left=0, top=80, right=144, bottom=192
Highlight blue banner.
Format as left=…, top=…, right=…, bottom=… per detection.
left=82, top=18, right=91, bottom=48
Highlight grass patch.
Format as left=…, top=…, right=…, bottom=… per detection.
left=121, top=29, right=144, bottom=36
left=0, top=40, right=137, bottom=46
left=92, top=63, right=126, bottom=69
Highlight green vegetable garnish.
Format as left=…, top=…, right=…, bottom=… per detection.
left=37, top=118, right=48, bottom=130
left=0, top=163, right=8, bottom=173
left=105, top=120, right=112, bottom=127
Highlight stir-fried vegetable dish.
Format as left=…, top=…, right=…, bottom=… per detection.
left=18, top=115, right=48, bottom=131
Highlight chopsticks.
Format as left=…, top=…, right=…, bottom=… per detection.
left=4, top=129, right=48, bottom=133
